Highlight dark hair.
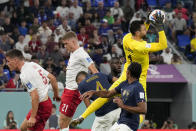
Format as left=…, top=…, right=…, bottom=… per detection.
left=130, top=20, right=144, bottom=35
left=6, top=110, right=14, bottom=127
left=5, top=49, right=24, bottom=60
left=127, top=62, right=142, bottom=79
left=76, top=71, right=88, bottom=82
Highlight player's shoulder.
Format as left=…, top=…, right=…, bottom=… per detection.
left=134, top=81, right=144, bottom=91
left=123, top=33, right=132, bottom=41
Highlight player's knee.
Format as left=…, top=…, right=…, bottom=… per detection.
left=59, top=114, right=71, bottom=129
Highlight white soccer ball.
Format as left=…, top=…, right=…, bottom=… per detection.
left=149, top=9, right=166, bottom=23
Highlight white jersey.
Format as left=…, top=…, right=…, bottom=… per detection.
left=20, top=62, right=50, bottom=102
left=66, top=47, right=93, bottom=90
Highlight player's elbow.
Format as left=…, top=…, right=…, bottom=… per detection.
left=140, top=108, right=147, bottom=114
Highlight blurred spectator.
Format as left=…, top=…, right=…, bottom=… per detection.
left=90, top=29, right=101, bottom=46
left=122, top=0, right=134, bottom=32
left=0, top=32, right=14, bottom=52
left=50, top=44, right=64, bottom=66
left=171, top=53, right=182, bottom=64
left=43, top=0, right=54, bottom=19
left=38, top=20, right=52, bottom=44
left=30, top=17, right=40, bottom=34
left=37, top=8, right=48, bottom=24
left=91, top=12, right=101, bottom=29
left=54, top=27, right=63, bottom=43
left=19, top=20, right=28, bottom=36
left=67, top=12, right=76, bottom=30
left=83, top=1, right=94, bottom=13
left=189, top=12, right=196, bottom=37
left=56, top=0, right=69, bottom=19
left=46, top=104, right=59, bottom=129
left=107, top=29, right=115, bottom=44
left=92, top=46, right=103, bottom=67
left=36, top=45, right=49, bottom=64
left=99, top=19, right=111, bottom=36
left=188, top=122, right=196, bottom=129
left=24, top=28, right=34, bottom=44
left=77, top=27, right=89, bottom=46
left=95, top=1, right=107, bottom=19
left=69, top=0, right=83, bottom=22
left=161, top=119, right=178, bottom=129
left=46, top=34, right=58, bottom=53
left=100, top=35, right=111, bottom=54
left=28, top=34, right=41, bottom=54
left=149, top=53, right=163, bottom=64
left=171, top=12, right=187, bottom=43
left=110, top=57, right=122, bottom=77
left=15, top=35, right=27, bottom=52
left=3, top=110, right=18, bottom=129
left=110, top=1, right=124, bottom=20
left=174, top=1, right=188, bottom=21
left=161, top=48, right=173, bottom=64
left=0, top=49, right=5, bottom=65
left=57, top=19, right=71, bottom=36
left=113, top=38, right=123, bottom=57
left=84, top=19, right=96, bottom=37
left=0, top=63, right=8, bottom=90
left=112, top=19, right=122, bottom=34
left=22, top=45, right=32, bottom=61
left=57, top=61, right=66, bottom=86
left=2, top=17, right=14, bottom=35
left=103, top=10, right=114, bottom=25
left=130, top=12, right=142, bottom=24
left=10, top=27, right=20, bottom=43
left=141, top=120, right=157, bottom=129
left=100, top=57, right=111, bottom=75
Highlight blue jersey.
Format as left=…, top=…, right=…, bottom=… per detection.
left=78, top=73, right=119, bottom=116
left=115, top=80, right=146, bottom=131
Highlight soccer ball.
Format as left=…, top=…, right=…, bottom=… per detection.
left=149, top=9, right=166, bottom=23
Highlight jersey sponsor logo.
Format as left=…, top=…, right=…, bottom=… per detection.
left=139, top=92, right=144, bottom=99
left=146, top=44, right=151, bottom=48
left=26, top=82, right=33, bottom=90
left=86, top=57, right=92, bottom=63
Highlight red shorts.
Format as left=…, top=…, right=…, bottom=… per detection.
left=26, top=98, right=52, bottom=131
left=59, top=88, right=81, bottom=117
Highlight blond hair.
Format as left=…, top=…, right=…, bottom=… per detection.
left=62, top=31, right=78, bottom=40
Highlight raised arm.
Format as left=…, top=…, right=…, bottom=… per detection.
left=80, top=89, right=117, bottom=100
left=149, top=12, right=167, bottom=52
left=149, top=31, right=167, bottom=52
left=88, top=63, right=99, bottom=74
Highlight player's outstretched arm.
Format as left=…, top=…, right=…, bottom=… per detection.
left=47, top=73, right=61, bottom=102
left=80, top=89, right=117, bottom=100
left=149, top=13, right=167, bottom=52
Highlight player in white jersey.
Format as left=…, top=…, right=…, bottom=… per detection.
left=5, top=49, right=61, bottom=131
left=59, top=31, right=98, bottom=131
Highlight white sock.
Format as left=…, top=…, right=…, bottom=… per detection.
left=60, top=128, right=69, bottom=131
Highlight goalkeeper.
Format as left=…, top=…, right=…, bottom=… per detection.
left=71, top=12, right=167, bottom=125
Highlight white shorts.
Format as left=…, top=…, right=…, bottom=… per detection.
left=91, top=108, right=121, bottom=131
left=109, top=122, right=133, bottom=131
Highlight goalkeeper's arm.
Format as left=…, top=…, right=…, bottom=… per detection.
left=149, top=12, right=167, bottom=52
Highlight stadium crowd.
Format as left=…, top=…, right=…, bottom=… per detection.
left=0, top=0, right=196, bottom=129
